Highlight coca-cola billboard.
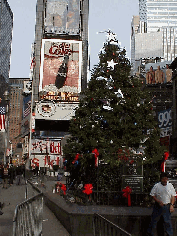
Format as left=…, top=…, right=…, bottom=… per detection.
left=39, top=39, right=82, bottom=95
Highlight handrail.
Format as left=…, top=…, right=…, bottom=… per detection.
left=13, top=192, right=43, bottom=236
left=93, top=213, right=132, bottom=236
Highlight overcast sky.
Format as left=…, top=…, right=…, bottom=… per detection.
left=7, top=0, right=139, bottom=78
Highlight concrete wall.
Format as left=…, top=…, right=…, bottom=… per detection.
left=29, top=178, right=177, bottom=236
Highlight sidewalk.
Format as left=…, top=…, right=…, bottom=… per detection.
left=0, top=177, right=70, bottom=236
left=0, top=182, right=27, bottom=236
left=27, top=182, right=70, bottom=236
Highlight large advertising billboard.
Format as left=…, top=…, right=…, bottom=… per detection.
left=23, top=95, right=31, bottom=119
left=45, top=0, right=80, bottom=35
left=40, top=39, right=82, bottom=94
left=135, top=32, right=163, bottom=60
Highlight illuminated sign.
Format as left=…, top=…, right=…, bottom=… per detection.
left=158, top=109, right=172, bottom=138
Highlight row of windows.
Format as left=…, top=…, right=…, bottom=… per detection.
left=147, top=19, right=177, bottom=23
left=148, top=3, right=177, bottom=7
left=147, top=6, right=177, bottom=10
left=147, top=15, right=177, bottom=19
left=147, top=10, right=177, bottom=17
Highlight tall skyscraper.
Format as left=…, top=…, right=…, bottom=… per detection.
left=0, top=0, right=13, bottom=84
left=0, top=0, right=13, bottom=163
left=139, top=0, right=177, bottom=33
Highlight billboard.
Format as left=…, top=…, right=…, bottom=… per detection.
left=31, top=138, right=63, bottom=168
left=45, top=0, right=80, bottom=35
left=158, top=108, right=172, bottom=138
left=135, top=32, right=163, bottom=60
left=31, top=155, right=63, bottom=168
left=31, top=139, right=61, bottom=155
left=145, top=63, right=172, bottom=84
left=35, top=101, right=78, bottom=120
left=23, top=95, right=31, bottom=119
left=40, top=39, right=82, bottom=95
left=23, top=80, right=32, bottom=94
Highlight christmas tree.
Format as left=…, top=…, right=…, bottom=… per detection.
left=63, top=30, right=164, bottom=191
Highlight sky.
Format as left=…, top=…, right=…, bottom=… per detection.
left=7, top=0, right=139, bottom=78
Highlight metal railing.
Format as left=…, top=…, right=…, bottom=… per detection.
left=13, top=192, right=43, bottom=236
left=65, top=188, right=152, bottom=207
left=93, top=213, right=132, bottom=236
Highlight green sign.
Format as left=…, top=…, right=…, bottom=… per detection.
left=122, top=175, right=143, bottom=193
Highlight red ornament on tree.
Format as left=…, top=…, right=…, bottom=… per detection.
left=161, top=151, right=169, bottom=172
left=72, top=153, right=80, bottom=164
left=83, top=184, right=93, bottom=195
left=92, top=148, right=99, bottom=167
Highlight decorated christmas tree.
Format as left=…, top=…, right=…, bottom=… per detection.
left=63, top=30, right=164, bottom=191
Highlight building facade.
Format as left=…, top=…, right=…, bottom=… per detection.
left=0, top=0, right=13, bottom=163
left=139, top=0, right=177, bottom=33
left=27, top=0, right=89, bottom=170
left=131, top=1, right=175, bottom=154
left=9, top=78, right=31, bottom=165
left=131, top=0, right=177, bottom=75
left=0, top=0, right=13, bottom=84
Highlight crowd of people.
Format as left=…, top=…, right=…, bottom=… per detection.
left=0, top=163, right=25, bottom=188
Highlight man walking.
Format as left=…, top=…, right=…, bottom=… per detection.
left=147, top=172, right=176, bottom=236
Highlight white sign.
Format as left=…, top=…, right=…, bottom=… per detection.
left=31, top=155, right=63, bottom=168
left=31, top=139, right=61, bottom=155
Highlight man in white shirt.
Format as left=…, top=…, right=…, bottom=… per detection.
left=147, top=172, right=176, bottom=236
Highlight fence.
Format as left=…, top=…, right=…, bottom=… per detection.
left=93, top=213, right=132, bottom=236
left=13, top=192, right=43, bottom=236
left=64, top=188, right=152, bottom=207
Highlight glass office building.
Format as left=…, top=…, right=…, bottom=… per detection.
left=131, top=0, right=177, bottom=73
left=139, top=0, right=177, bottom=33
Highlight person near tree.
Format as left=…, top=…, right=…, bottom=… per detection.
left=147, top=172, right=176, bottom=236
left=9, top=165, right=14, bottom=185
left=16, top=165, right=23, bottom=185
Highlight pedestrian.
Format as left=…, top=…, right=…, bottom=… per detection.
left=3, top=165, right=9, bottom=189
left=16, top=165, right=23, bottom=185
left=0, top=164, right=3, bottom=184
left=147, top=172, right=176, bottom=236
left=9, top=165, right=14, bottom=185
